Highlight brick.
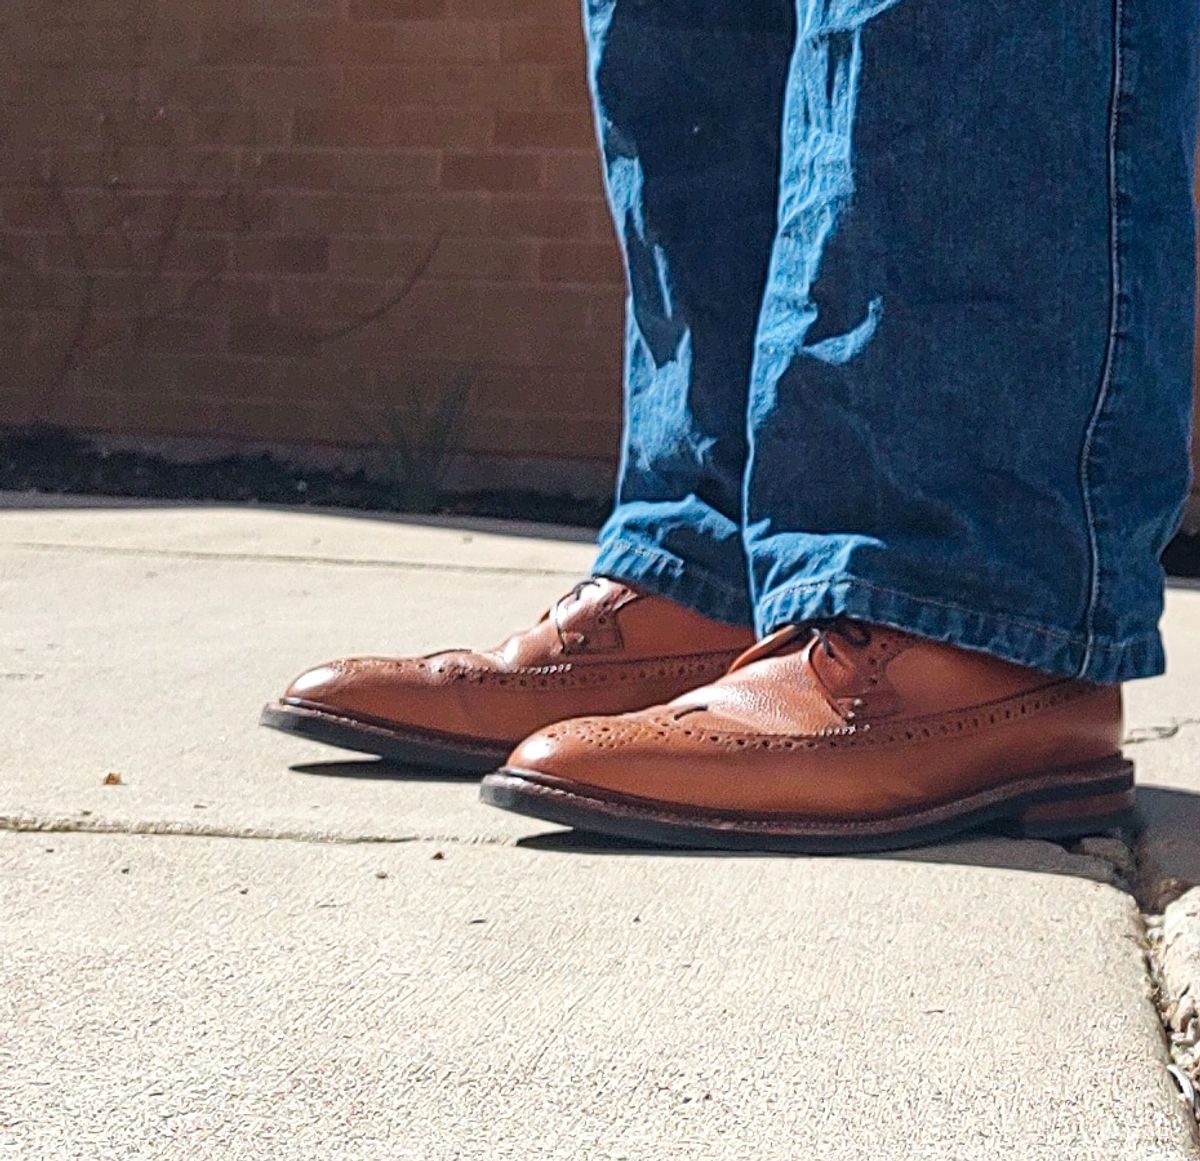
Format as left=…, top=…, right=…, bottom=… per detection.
left=0, top=67, right=138, bottom=107
left=0, top=266, right=79, bottom=309
left=532, top=324, right=621, bottom=371
left=474, top=283, right=592, bottom=333
left=339, top=150, right=440, bottom=191
left=477, top=368, right=616, bottom=413
left=88, top=272, right=183, bottom=314
left=171, top=356, right=285, bottom=402
left=289, top=20, right=400, bottom=63
left=244, top=67, right=343, bottom=104
left=379, top=192, right=489, bottom=235
left=488, top=195, right=594, bottom=239
left=0, top=104, right=101, bottom=147
left=493, top=109, right=593, bottom=149
left=0, top=310, right=36, bottom=345
left=348, top=0, right=448, bottom=17
left=180, top=189, right=279, bottom=233
left=139, top=314, right=227, bottom=355
left=450, top=0, right=577, bottom=21
left=233, top=236, right=330, bottom=274
left=343, top=63, right=543, bottom=107
left=543, top=152, right=603, bottom=196
left=587, top=290, right=624, bottom=333
left=442, top=151, right=542, bottom=192
left=329, top=236, right=434, bottom=279
left=0, top=233, right=43, bottom=268
left=49, top=147, right=240, bottom=188
left=191, top=106, right=290, bottom=148
left=293, top=105, right=489, bottom=148
left=164, top=68, right=248, bottom=108
left=426, top=236, right=538, bottom=281
left=3, top=186, right=66, bottom=230
left=44, top=232, right=229, bottom=274
left=278, top=193, right=384, bottom=235
left=538, top=240, right=622, bottom=285
left=249, top=151, right=343, bottom=191
left=499, top=24, right=584, bottom=64
left=254, top=0, right=341, bottom=17
left=303, top=280, right=476, bottom=360
left=174, top=275, right=275, bottom=315
left=546, top=65, right=591, bottom=105
left=275, top=279, right=407, bottom=325
left=294, top=18, right=504, bottom=63
left=255, top=152, right=439, bottom=197
left=229, top=315, right=321, bottom=358
left=74, top=386, right=226, bottom=438
left=3, top=23, right=147, bottom=67
left=0, top=147, right=44, bottom=184
left=199, top=22, right=299, bottom=66
left=311, top=20, right=499, bottom=62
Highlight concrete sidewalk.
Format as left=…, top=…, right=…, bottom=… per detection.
left=2, top=494, right=1199, bottom=1159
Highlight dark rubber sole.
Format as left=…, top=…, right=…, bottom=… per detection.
left=260, top=701, right=509, bottom=775
left=479, top=757, right=1137, bottom=853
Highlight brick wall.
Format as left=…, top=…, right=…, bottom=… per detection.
left=0, top=0, right=624, bottom=496
left=1, top=6, right=1197, bottom=515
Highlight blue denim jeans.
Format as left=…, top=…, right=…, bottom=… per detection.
left=586, top=0, right=1200, bottom=683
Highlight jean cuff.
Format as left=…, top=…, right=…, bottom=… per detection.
left=756, top=575, right=1164, bottom=684
left=592, top=536, right=754, bottom=628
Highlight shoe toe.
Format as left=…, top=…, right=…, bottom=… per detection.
left=283, top=662, right=345, bottom=702
left=280, top=657, right=425, bottom=720
left=506, top=714, right=666, bottom=785
left=278, top=655, right=486, bottom=737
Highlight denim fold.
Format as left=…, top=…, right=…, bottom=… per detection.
left=585, top=0, right=1200, bottom=682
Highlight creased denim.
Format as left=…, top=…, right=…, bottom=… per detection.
left=590, top=0, right=1200, bottom=682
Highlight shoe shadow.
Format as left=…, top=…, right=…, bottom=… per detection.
left=516, top=820, right=1145, bottom=887
left=289, top=760, right=481, bottom=784
left=1133, top=785, right=1200, bottom=910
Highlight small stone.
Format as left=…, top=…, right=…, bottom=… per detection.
left=374, top=871, right=389, bottom=880
left=431, top=851, right=445, bottom=861
left=102, top=771, right=123, bottom=786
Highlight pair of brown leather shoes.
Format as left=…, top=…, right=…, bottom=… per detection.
left=261, top=578, right=1134, bottom=852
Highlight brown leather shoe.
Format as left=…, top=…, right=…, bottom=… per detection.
left=481, top=620, right=1135, bottom=851
left=260, top=578, right=754, bottom=773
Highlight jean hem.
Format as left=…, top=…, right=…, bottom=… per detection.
left=756, top=575, right=1163, bottom=684
left=593, top=537, right=754, bottom=627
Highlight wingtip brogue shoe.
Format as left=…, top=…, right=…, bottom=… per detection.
left=481, top=620, right=1134, bottom=850
left=261, top=577, right=755, bottom=773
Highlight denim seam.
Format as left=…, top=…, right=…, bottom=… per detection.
left=756, top=574, right=1162, bottom=673
left=757, top=574, right=1083, bottom=643
left=1076, top=0, right=1127, bottom=678
left=597, top=537, right=750, bottom=602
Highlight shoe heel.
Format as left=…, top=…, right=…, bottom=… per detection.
left=1004, top=787, right=1137, bottom=840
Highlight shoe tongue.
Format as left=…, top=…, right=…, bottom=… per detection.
left=728, top=625, right=809, bottom=671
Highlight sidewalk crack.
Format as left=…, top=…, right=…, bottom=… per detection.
left=0, top=813, right=514, bottom=848
left=1125, top=718, right=1200, bottom=746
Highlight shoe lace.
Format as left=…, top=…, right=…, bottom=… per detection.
left=809, top=619, right=873, bottom=659
left=551, top=577, right=603, bottom=653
